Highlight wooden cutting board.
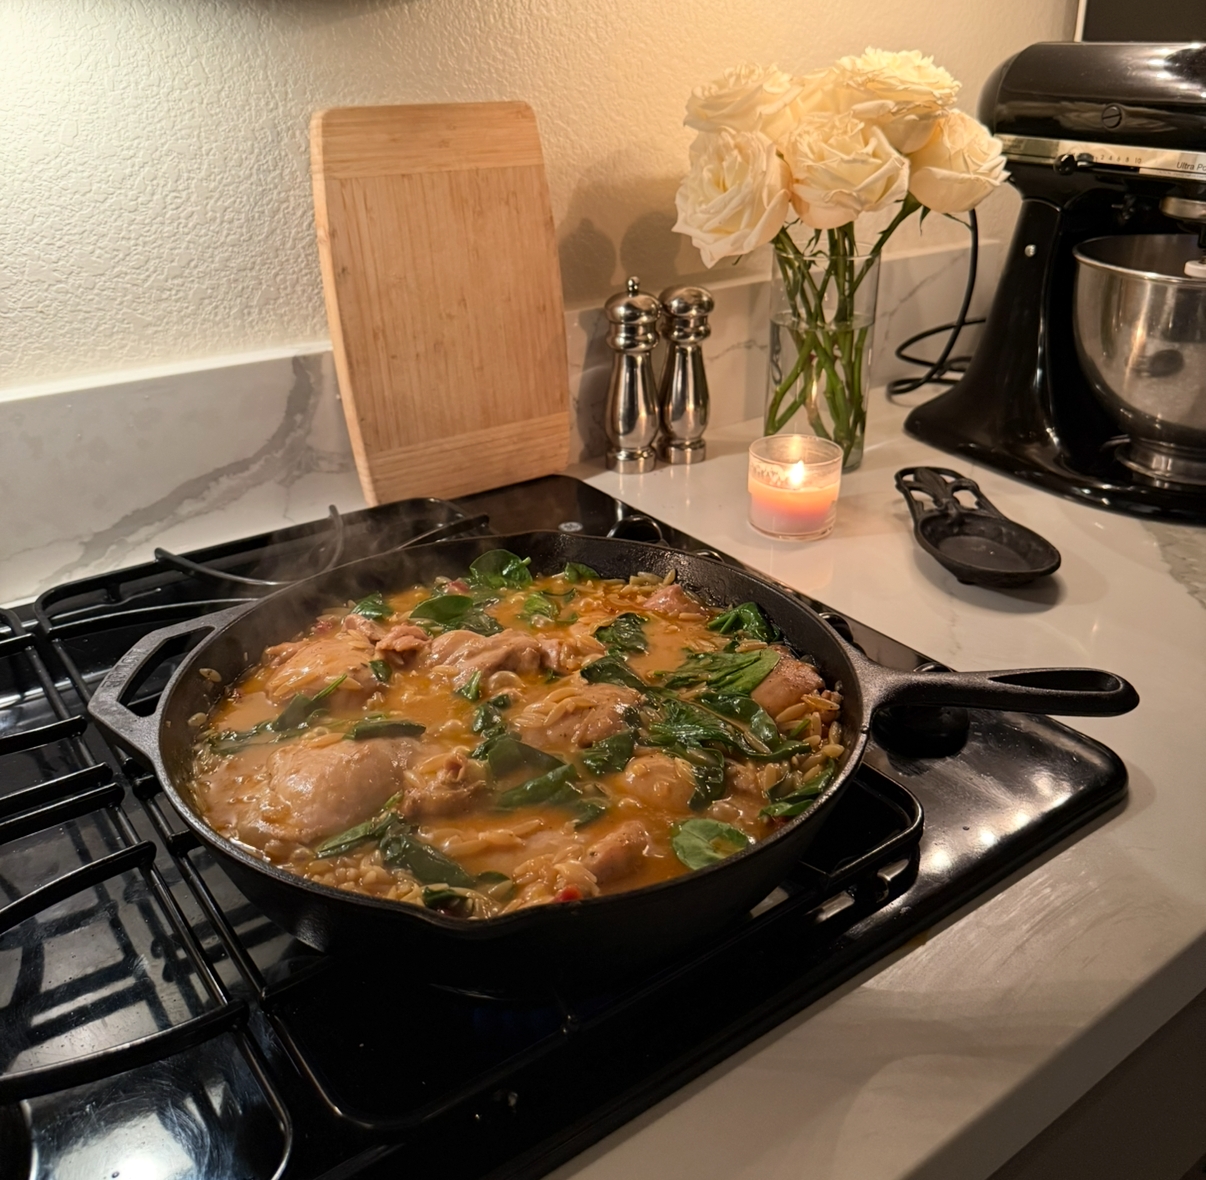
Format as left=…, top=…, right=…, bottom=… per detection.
left=310, top=103, right=569, bottom=505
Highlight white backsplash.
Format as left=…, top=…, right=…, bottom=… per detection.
left=1, top=241, right=997, bottom=606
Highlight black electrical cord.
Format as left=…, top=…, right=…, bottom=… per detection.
left=887, top=208, right=983, bottom=398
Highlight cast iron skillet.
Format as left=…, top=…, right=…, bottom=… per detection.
left=89, top=532, right=1138, bottom=990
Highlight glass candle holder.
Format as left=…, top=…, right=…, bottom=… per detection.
left=748, top=435, right=843, bottom=540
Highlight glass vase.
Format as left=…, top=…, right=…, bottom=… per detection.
left=764, top=229, right=881, bottom=471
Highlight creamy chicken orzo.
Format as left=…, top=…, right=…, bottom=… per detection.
left=190, top=551, right=845, bottom=918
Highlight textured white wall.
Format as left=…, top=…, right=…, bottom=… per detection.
left=0, top=0, right=1076, bottom=390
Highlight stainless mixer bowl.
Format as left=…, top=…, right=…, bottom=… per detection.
left=1073, top=234, right=1206, bottom=486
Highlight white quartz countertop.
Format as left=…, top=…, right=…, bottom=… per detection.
left=544, top=395, right=1206, bottom=1180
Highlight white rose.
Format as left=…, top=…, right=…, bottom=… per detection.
left=684, top=63, right=806, bottom=145
left=792, top=66, right=853, bottom=117
left=908, top=110, right=1009, bottom=213
left=833, top=47, right=960, bottom=152
left=673, top=129, right=791, bottom=267
left=781, top=112, right=909, bottom=230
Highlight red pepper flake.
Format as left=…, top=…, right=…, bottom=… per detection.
left=554, top=887, right=582, bottom=903
left=313, top=618, right=336, bottom=635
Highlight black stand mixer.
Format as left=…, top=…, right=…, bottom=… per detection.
left=905, top=41, right=1206, bottom=523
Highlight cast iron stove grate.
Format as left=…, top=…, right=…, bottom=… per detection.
left=0, top=477, right=1127, bottom=1180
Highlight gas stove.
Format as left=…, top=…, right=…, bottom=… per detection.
left=0, top=475, right=1126, bottom=1180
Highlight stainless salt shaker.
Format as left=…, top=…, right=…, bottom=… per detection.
left=603, top=278, right=661, bottom=473
left=657, top=285, right=713, bottom=464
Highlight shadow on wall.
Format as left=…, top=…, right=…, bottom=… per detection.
left=558, top=219, right=617, bottom=306
left=556, top=169, right=719, bottom=307
left=574, top=310, right=613, bottom=463
left=556, top=160, right=773, bottom=461
left=557, top=169, right=684, bottom=461
left=619, top=208, right=682, bottom=290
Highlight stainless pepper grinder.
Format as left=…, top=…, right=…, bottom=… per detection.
left=657, top=285, right=713, bottom=464
left=603, top=277, right=661, bottom=473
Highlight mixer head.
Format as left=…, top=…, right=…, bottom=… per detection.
left=982, top=41, right=1206, bottom=219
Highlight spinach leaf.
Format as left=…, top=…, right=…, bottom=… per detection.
left=468, top=549, right=533, bottom=590
left=496, top=762, right=582, bottom=809
left=272, top=674, right=346, bottom=732
left=421, top=886, right=473, bottom=915
left=315, top=811, right=396, bottom=858
left=581, top=655, right=647, bottom=692
left=668, top=743, right=727, bottom=810
left=761, top=764, right=837, bottom=818
left=670, top=818, right=751, bottom=870
left=698, top=692, right=782, bottom=751
left=644, top=695, right=746, bottom=754
left=454, top=669, right=482, bottom=701
left=469, top=732, right=506, bottom=761
left=380, top=824, right=476, bottom=888
left=410, top=594, right=503, bottom=636
left=470, top=700, right=508, bottom=745
left=581, top=729, right=636, bottom=776
left=475, top=870, right=515, bottom=901
left=594, top=612, right=648, bottom=655
left=208, top=720, right=274, bottom=755
left=488, top=693, right=512, bottom=710
left=411, top=594, right=474, bottom=625
left=482, top=736, right=563, bottom=782
left=644, top=694, right=808, bottom=763
left=563, top=562, right=600, bottom=583
left=658, top=649, right=780, bottom=696
left=711, top=649, right=780, bottom=696
left=707, top=601, right=780, bottom=643
left=345, top=718, right=425, bottom=741
left=519, top=592, right=559, bottom=621
left=572, top=800, right=608, bottom=828
left=351, top=591, right=394, bottom=621
left=369, top=659, right=392, bottom=684
left=640, top=698, right=742, bottom=804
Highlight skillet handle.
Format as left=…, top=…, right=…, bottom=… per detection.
left=88, top=603, right=255, bottom=763
left=854, top=657, right=1140, bottom=717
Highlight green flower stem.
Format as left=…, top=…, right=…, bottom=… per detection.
left=765, top=321, right=814, bottom=433
left=765, top=204, right=921, bottom=462
left=762, top=205, right=921, bottom=458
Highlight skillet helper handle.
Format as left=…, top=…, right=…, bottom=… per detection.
left=88, top=603, right=254, bottom=763
left=862, top=661, right=1139, bottom=717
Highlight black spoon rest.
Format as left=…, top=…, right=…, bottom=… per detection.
left=895, top=467, right=1061, bottom=588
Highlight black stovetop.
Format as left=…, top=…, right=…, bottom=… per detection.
left=0, top=476, right=1127, bottom=1180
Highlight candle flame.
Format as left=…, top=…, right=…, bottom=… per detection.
left=788, top=460, right=806, bottom=488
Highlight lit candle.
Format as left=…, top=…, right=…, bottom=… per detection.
left=748, top=436, right=843, bottom=540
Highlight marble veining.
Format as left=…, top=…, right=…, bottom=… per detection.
left=57, top=356, right=320, bottom=572
left=0, top=351, right=364, bottom=605
left=1145, top=520, right=1206, bottom=610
